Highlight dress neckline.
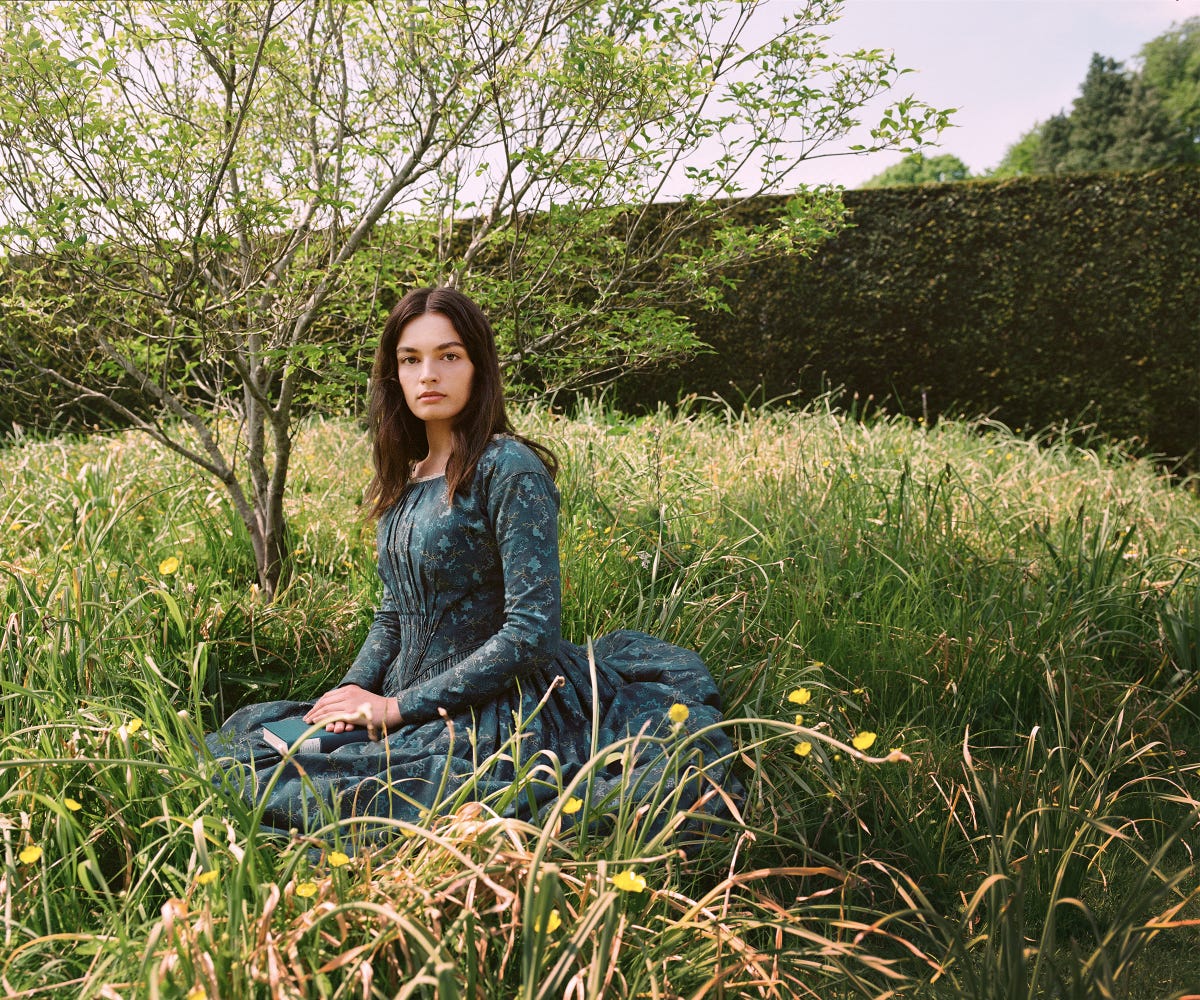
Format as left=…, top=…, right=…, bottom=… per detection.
left=411, top=473, right=445, bottom=484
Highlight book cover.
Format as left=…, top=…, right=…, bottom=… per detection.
left=261, top=718, right=372, bottom=755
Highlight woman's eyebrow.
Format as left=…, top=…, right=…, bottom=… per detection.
left=397, top=341, right=466, bottom=353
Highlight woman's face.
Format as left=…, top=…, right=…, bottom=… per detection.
left=395, top=312, right=475, bottom=428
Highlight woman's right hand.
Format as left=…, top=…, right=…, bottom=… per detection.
left=304, top=685, right=402, bottom=741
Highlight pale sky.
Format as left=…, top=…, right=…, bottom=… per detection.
left=785, top=0, right=1200, bottom=188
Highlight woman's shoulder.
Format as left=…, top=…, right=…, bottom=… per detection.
left=479, top=434, right=554, bottom=481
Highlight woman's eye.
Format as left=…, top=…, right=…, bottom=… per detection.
left=443, top=353, right=460, bottom=361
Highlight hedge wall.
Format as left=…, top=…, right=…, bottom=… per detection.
left=614, top=167, right=1200, bottom=465
left=5, top=168, right=1198, bottom=465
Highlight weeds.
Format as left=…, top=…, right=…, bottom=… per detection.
left=1, top=404, right=1198, bottom=996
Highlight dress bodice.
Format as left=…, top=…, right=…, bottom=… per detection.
left=337, top=437, right=561, bottom=724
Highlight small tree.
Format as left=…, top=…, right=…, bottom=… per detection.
left=860, top=152, right=971, bottom=187
left=0, top=0, right=949, bottom=596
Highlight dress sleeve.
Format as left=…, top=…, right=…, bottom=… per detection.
left=337, top=578, right=404, bottom=693
left=394, top=466, right=561, bottom=724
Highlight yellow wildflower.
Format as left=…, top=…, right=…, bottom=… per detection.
left=186, top=989, right=206, bottom=1000
left=561, top=796, right=583, bottom=815
left=328, top=850, right=351, bottom=868
left=787, top=688, right=812, bottom=706
left=610, top=869, right=647, bottom=893
left=197, top=870, right=218, bottom=886
left=8, top=522, right=23, bottom=532
left=534, top=908, right=562, bottom=934
left=127, top=718, right=143, bottom=734
left=158, top=555, right=180, bottom=575
left=64, top=797, right=82, bottom=812
left=852, top=731, right=877, bottom=751
left=19, top=845, right=43, bottom=864
left=667, top=703, right=689, bottom=724
left=794, top=741, right=812, bottom=757
left=295, top=882, right=318, bottom=898
left=794, top=714, right=804, bottom=726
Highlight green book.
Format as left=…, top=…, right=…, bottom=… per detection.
left=261, top=718, right=371, bottom=754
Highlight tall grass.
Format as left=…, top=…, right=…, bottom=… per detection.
left=1, top=401, right=1198, bottom=997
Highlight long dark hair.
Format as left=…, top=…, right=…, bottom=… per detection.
left=364, top=286, right=557, bottom=517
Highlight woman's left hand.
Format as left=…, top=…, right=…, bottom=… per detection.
left=304, top=685, right=402, bottom=741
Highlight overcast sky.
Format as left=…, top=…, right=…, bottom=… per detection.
left=785, top=0, right=1199, bottom=188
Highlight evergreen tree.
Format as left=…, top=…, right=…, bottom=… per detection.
left=1034, top=113, right=1073, bottom=173
left=1060, top=55, right=1134, bottom=171
left=1108, top=74, right=1187, bottom=169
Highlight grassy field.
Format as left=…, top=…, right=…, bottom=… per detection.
left=2, top=399, right=1198, bottom=998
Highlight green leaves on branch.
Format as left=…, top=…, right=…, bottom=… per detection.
left=0, top=0, right=950, bottom=593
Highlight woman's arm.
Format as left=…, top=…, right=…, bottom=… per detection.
left=394, top=467, right=561, bottom=725
left=336, top=578, right=404, bottom=693
left=305, top=568, right=405, bottom=739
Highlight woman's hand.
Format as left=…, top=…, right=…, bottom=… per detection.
left=304, top=685, right=402, bottom=741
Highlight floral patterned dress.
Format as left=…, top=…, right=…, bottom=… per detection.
left=205, top=437, right=733, bottom=835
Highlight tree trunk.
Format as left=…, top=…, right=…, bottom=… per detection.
left=239, top=351, right=293, bottom=600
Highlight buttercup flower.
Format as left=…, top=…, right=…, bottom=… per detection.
left=295, top=881, right=318, bottom=898
left=794, top=714, right=804, bottom=726
left=561, top=796, right=583, bottom=815
left=127, top=718, right=143, bottom=734
left=794, top=741, right=812, bottom=757
left=787, top=688, right=812, bottom=706
left=610, top=869, right=647, bottom=893
left=534, top=908, right=562, bottom=933
left=158, top=555, right=180, bottom=575
left=328, top=850, right=351, bottom=868
left=186, top=989, right=206, bottom=1000
left=197, top=870, right=218, bottom=886
left=19, top=845, right=43, bottom=865
left=668, top=703, right=689, bottom=725
left=852, top=731, right=877, bottom=751
left=64, top=797, right=82, bottom=812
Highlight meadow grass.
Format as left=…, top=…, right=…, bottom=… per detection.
left=1, top=399, right=1197, bottom=998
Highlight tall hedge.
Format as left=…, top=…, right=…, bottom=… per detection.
left=615, top=167, right=1200, bottom=465
left=5, top=168, right=1198, bottom=465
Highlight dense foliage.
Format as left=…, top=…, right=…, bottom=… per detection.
left=994, top=18, right=1200, bottom=176
left=616, top=167, right=1200, bottom=467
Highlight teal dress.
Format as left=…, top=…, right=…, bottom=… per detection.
left=206, top=437, right=733, bottom=835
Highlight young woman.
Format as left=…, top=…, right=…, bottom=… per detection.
left=206, top=287, right=733, bottom=836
